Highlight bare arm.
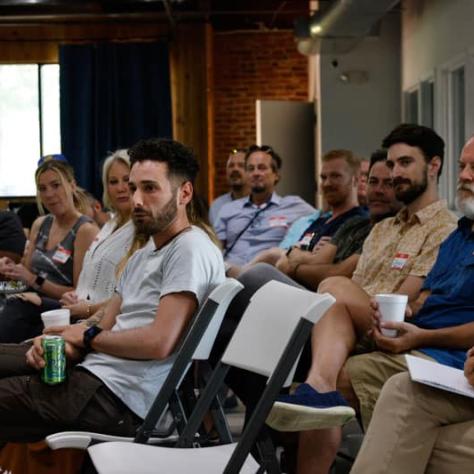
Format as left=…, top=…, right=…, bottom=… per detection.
left=0, top=250, right=22, bottom=264
left=374, top=320, right=474, bottom=354
left=1, top=217, right=74, bottom=297
left=464, top=348, right=474, bottom=387
left=396, top=275, right=425, bottom=302
left=3, top=217, right=98, bottom=299
left=275, top=247, right=333, bottom=276
left=72, top=222, right=100, bottom=286
left=293, top=254, right=360, bottom=291
left=90, top=292, right=197, bottom=359
left=48, top=292, right=197, bottom=361
left=415, top=322, right=474, bottom=349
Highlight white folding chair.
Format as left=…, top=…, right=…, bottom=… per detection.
left=88, top=280, right=336, bottom=474
left=46, top=278, right=244, bottom=451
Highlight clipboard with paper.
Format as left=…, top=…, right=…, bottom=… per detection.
left=406, top=355, right=474, bottom=399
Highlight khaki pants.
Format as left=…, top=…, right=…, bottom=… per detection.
left=351, top=372, right=474, bottom=474
left=345, top=349, right=432, bottom=430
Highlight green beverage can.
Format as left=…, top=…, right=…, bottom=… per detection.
left=41, top=335, right=66, bottom=385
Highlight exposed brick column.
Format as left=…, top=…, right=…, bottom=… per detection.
left=212, top=31, right=308, bottom=198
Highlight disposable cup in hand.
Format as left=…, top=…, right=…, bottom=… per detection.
left=41, top=309, right=70, bottom=328
left=375, top=294, right=408, bottom=338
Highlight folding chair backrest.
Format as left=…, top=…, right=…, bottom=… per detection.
left=192, top=278, right=243, bottom=360
left=134, top=278, right=243, bottom=442
left=221, top=280, right=335, bottom=387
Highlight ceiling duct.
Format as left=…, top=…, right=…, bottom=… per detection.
left=295, top=0, right=399, bottom=55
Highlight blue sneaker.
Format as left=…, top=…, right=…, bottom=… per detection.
left=266, top=383, right=355, bottom=431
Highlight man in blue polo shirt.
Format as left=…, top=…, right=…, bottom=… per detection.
left=214, top=145, right=315, bottom=266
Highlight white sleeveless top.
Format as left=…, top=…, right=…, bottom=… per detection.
left=75, top=218, right=135, bottom=303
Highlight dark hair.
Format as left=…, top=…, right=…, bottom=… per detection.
left=245, top=145, right=282, bottom=172
left=369, top=149, right=388, bottom=172
left=128, top=138, right=199, bottom=184
left=382, top=124, right=445, bottom=177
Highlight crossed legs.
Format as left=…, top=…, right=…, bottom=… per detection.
left=294, top=276, right=372, bottom=474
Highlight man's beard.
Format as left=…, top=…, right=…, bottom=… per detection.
left=393, top=171, right=428, bottom=205
left=456, top=182, right=474, bottom=219
left=251, top=184, right=266, bottom=194
left=132, top=192, right=178, bottom=236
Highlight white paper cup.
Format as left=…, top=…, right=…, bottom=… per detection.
left=41, top=309, right=70, bottom=328
left=375, top=294, right=408, bottom=338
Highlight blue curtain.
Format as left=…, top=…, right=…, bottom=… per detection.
left=59, top=41, right=172, bottom=198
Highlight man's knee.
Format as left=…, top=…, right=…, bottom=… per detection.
left=318, top=276, right=353, bottom=298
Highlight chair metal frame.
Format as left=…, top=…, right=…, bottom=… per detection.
left=88, top=281, right=336, bottom=474
left=47, top=278, right=243, bottom=450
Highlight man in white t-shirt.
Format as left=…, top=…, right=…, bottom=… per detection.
left=0, top=138, right=224, bottom=441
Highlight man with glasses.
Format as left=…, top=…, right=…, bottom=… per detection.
left=214, top=145, right=315, bottom=266
left=209, top=148, right=249, bottom=226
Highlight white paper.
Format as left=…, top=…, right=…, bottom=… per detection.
left=406, top=355, right=474, bottom=399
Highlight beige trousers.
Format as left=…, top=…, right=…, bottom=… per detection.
left=350, top=372, right=474, bottom=474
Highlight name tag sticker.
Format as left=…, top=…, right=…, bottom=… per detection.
left=52, top=246, right=71, bottom=264
left=391, top=252, right=409, bottom=270
left=299, top=233, right=314, bottom=247
left=268, top=216, right=288, bottom=228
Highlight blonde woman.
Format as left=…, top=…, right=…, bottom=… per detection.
left=59, top=150, right=145, bottom=319
left=0, top=159, right=98, bottom=342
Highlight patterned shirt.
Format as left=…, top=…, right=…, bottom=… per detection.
left=353, top=200, right=457, bottom=296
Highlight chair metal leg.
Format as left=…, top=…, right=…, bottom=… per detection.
left=223, top=319, right=313, bottom=474
left=176, top=363, right=230, bottom=448
left=256, top=431, right=281, bottom=474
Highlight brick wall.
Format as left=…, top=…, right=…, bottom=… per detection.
left=212, top=30, right=309, bottom=198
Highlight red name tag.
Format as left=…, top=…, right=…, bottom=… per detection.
left=52, top=245, right=71, bottom=264
left=268, top=216, right=288, bottom=228
left=391, top=252, right=409, bottom=270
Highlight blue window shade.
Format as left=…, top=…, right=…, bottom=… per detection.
left=59, top=41, right=172, bottom=198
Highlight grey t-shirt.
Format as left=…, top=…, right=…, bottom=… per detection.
left=80, top=226, right=225, bottom=419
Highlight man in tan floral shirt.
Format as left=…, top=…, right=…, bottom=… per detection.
left=266, top=124, right=457, bottom=474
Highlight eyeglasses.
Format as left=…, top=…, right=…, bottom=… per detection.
left=247, top=145, right=274, bottom=154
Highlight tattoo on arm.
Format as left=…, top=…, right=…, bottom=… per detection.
left=86, top=309, right=105, bottom=327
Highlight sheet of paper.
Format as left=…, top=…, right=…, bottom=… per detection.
left=406, top=355, right=474, bottom=399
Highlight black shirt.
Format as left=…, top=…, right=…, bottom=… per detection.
left=297, top=206, right=369, bottom=251
left=0, top=211, right=26, bottom=257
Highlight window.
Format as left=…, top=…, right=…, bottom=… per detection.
left=450, top=67, right=465, bottom=167
left=420, top=79, right=434, bottom=128
left=448, top=65, right=465, bottom=209
left=404, top=88, right=419, bottom=123
left=0, top=64, right=60, bottom=197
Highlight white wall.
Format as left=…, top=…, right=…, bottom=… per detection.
left=402, top=0, right=474, bottom=205
left=318, top=13, right=401, bottom=159
left=402, top=0, right=474, bottom=89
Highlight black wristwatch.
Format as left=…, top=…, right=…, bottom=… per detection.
left=33, top=271, right=47, bottom=290
left=83, top=325, right=103, bottom=352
